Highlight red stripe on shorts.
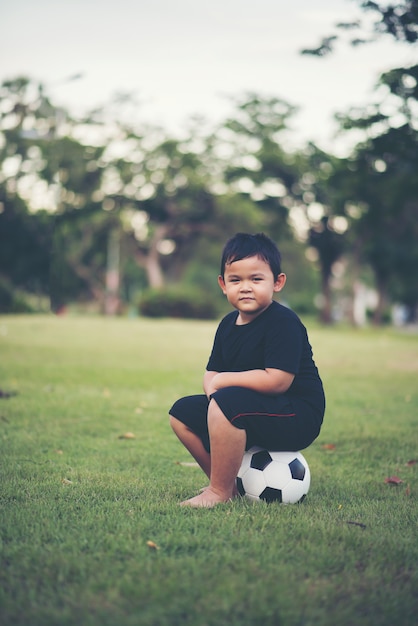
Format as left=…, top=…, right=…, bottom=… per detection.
left=231, top=411, right=296, bottom=422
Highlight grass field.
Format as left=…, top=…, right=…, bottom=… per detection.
left=0, top=315, right=417, bottom=626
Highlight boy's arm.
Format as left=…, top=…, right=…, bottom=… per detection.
left=206, top=369, right=294, bottom=396
left=203, top=370, right=219, bottom=398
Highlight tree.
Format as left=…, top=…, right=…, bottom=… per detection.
left=0, top=77, right=115, bottom=310
left=301, top=1, right=418, bottom=323
left=0, top=190, right=52, bottom=298
left=101, top=111, right=266, bottom=292
left=212, top=94, right=351, bottom=323
left=332, top=123, right=418, bottom=323
left=333, top=59, right=418, bottom=322
left=301, top=0, right=418, bottom=56
left=293, top=145, right=348, bottom=323
left=308, top=217, right=345, bottom=324
left=0, top=78, right=268, bottom=313
left=0, top=78, right=57, bottom=302
left=215, top=93, right=305, bottom=240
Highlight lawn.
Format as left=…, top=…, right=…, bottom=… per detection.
left=0, top=315, right=417, bottom=626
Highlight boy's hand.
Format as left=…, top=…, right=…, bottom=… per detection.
left=204, top=369, right=294, bottom=397
left=203, top=371, right=219, bottom=398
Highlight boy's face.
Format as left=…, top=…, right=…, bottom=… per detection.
left=218, top=255, right=286, bottom=324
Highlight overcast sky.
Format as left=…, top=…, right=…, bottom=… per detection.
left=1, top=0, right=413, bottom=154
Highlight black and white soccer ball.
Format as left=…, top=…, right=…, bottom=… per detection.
left=237, top=447, right=311, bottom=504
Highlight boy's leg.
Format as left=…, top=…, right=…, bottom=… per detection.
left=169, top=415, right=211, bottom=478
left=180, top=399, right=246, bottom=508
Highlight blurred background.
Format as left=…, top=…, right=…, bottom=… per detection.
left=0, top=0, right=417, bottom=325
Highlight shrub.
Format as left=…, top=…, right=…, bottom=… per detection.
left=0, top=277, right=13, bottom=312
left=139, top=287, right=219, bottom=319
left=0, top=277, right=34, bottom=313
left=287, top=292, right=317, bottom=316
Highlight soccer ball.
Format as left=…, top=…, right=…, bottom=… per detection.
left=236, top=447, right=311, bottom=504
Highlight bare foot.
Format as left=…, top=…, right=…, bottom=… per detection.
left=180, top=488, right=232, bottom=508
left=199, top=483, right=240, bottom=497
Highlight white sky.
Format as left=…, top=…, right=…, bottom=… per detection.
left=1, top=0, right=414, bottom=154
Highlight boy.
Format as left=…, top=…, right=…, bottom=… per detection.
left=169, top=233, right=325, bottom=507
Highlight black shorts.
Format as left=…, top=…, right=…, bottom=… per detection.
left=169, top=386, right=323, bottom=453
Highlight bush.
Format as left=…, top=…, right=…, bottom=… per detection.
left=139, top=287, right=219, bottom=319
left=287, top=292, right=317, bottom=316
left=0, top=277, right=13, bottom=312
left=0, top=277, right=34, bottom=313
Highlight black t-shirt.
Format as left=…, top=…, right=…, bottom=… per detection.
left=206, top=301, right=325, bottom=412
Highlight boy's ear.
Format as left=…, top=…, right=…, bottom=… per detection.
left=273, top=273, right=287, bottom=292
left=218, top=275, right=227, bottom=294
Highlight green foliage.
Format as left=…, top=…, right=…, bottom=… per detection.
left=301, top=0, right=418, bottom=55
left=0, top=316, right=417, bottom=626
left=275, top=238, right=320, bottom=316
left=139, top=287, right=220, bottom=319
left=220, top=93, right=300, bottom=242
left=0, top=277, right=13, bottom=312
left=309, top=216, right=346, bottom=279
left=299, top=2, right=418, bottom=322
left=286, top=292, right=318, bottom=316
left=1, top=69, right=418, bottom=322
left=0, top=277, right=34, bottom=313
left=335, top=123, right=418, bottom=318
left=0, top=196, right=52, bottom=296
left=49, top=208, right=116, bottom=311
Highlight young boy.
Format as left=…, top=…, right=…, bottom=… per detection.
left=169, top=233, right=325, bottom=508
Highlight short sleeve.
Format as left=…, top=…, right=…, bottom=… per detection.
left=264, top=314, right=303, bottom=374
left=206, top=322, right=226, bottom=371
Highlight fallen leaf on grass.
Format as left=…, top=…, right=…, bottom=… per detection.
left=321, top=443, right=336, bottom=450
left=405, top=459, right=417, bottom=466
left=118, top=432, right=136, bottom=439
left=146, top=541, right=159, bottom=550
left=384, top=475, right=403, bottom=485
left=61, top=478, right=73, bottom=485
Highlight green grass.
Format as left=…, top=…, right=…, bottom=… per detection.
left=0, top=315, right=417, bottom=626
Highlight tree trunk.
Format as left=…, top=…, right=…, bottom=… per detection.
left=145, top=247, right=165, bottom=288
left=136, top=224, right=169, bottom=288
left=373, top=276, right=388, bottom=325
left=320, top=271, right=333, bottom=324
left=104, top=229, right=120, bottom=315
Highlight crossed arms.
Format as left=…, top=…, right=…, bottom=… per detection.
left=204, top=368, right=295, bottom=398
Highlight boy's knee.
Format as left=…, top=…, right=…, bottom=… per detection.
left=207, top=398, right=228, bottom=424
left=170, top=414, right=190, bottom=434
left=169, top=414, right=179, bottom=430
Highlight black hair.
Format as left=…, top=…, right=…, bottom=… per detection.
left=220, top=233, right=282, bottom=278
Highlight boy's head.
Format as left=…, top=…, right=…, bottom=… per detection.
left=220, top=233, right=282, bottom=279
